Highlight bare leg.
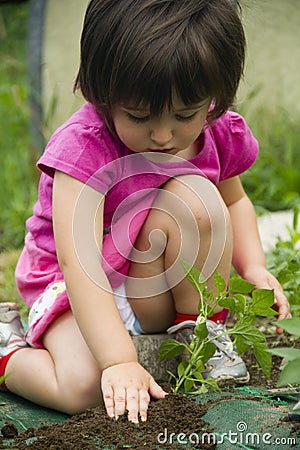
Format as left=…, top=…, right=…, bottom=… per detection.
left=126, top=175, right=233, bottom=332
left=5, top=310, right=102, bottom=414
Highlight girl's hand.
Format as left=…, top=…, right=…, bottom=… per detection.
left=101, top=361, right=167, bottom=422
left=243, top=266, right=291, bottom=333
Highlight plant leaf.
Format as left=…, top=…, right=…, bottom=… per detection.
left=268, top=347, right=300, bottom=361
left=194, top=322, right=208, bottom=341
left=204, top=377, right=221, bottom=392
left=229, top=277, right=255, bottom=294
left=194, top=372, right=205, bottom=382
left=235, top=335, right=251, bottom=354
left=159, top=339, right=186, bottom=360
left=272, top=318, right=300, bottom=337
left=232, top=294, right=247, bottom=314
left=251, top=289, right=277, bottom=316
left=191, top=385, right=209, bottom=395
left=177, top=359, right=189, bottom=378
left=180, top=260, right=205, bottom=293
left=253, top=342, right=272, bottom=378
left=201, top=342, right=216, bottom=364
left=219, top=297, right=236, bottom=313
left=214, top=271, right=226, bottom=293
left=195, top=358, right=205, bottom=372
left=229, top=323, right=266, bottom=344
left=184, top=378, right=195, bottom=393
left=277, top=358, right=300, bottom=386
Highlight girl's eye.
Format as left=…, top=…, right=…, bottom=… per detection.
left=126, top=113, right=150, bottom=124
left=175, top=112, right=197, bottom=122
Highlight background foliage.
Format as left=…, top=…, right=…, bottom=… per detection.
left=0, top=4, right=38, bottom=251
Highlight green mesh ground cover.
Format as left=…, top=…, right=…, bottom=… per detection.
left=0, top=387, right=299, bottom=449
left=0, top=390, right=68, bottom=448
left=197, top=387, right=299, bottom=449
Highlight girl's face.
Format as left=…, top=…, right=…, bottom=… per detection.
left=112, top=98, right=210, bottom=159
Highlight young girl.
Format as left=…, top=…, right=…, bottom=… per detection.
left=0, top=0, right=290, bottom=423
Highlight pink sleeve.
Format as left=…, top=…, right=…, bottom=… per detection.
left=213, top=111, right=259, bottom=181
left=36, top=123, right=120, bottom=193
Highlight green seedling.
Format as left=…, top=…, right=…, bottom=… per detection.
left=269, top=317, right=300, bottom=387
left=267, top=207, right=300, bottom=316
left=160, top=264, right=277, bottom=394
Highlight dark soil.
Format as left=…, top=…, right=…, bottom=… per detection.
left=0, top=330, right=299, bottom=449
left=0, top=423, right=18, bottom=439
left=1, top=393, right=216, bottom=450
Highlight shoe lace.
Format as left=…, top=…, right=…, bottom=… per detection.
left=207, top=321, right=235, bottom=360
left=168, top=320, right=236, bottom=360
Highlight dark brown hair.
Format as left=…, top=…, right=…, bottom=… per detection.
left=74, top=0, right=245, bottom=129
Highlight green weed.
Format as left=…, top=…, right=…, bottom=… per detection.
left=266, top=207, right=300, bottom=315
left=270, top=317, right=300, bottom=387
left=160, top=267, right=276, bottom=394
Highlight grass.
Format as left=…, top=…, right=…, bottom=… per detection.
left=0, top=4, right=38, bottom=251
left=0, top=248, right=29, bottom=317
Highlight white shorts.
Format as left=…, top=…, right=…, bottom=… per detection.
left=26, top=281, right=141, bottom=347
left=112, top=283, right=141, bottom=335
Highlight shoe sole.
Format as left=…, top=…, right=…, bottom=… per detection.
left=214, top=372, right=250, bottom=384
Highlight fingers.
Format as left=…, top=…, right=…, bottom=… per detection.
left=127, top=388, right=150, bottom=423
left=101, top=364, right=166, bottom=423
left=139, top=389, right=151, bottom=422
left=274, top=289, right=291, bottom=320
left=113, top=387, right=127, bottom=419
left=149, top=376, right=168, bottom=399
left=273, top=289, right=291, bottom=334
left=102, top=384, right=150, bottom=422
left=103, top=385, right=115, bottom=419
left=262, top=271, right=291, bottom=321
left=250, top=270, right=291, bottom=333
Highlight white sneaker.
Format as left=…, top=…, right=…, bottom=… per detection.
left=167, top=319, right=250, bottom=383
left=0, top=303, right=27, bottom=357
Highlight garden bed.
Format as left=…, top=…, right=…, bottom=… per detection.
left=1, top=332, right=299, bottom=450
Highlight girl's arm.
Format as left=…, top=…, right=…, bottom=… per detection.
left=52, top=170, right=165, bottom=421
left=218, top=176, right=290, bottom=326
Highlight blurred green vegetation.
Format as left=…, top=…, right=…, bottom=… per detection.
left=266, top=208, right=300, bottom=316
left=0, top=3, right=38, bottom=252
left=239, top=95, right=300, bottom=213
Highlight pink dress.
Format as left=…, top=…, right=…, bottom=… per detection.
left=15, top=103, right=258, bottom=347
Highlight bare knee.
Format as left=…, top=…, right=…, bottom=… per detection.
left=59, top=369, right=102, bottom=415
left=163, top=174, right=228, bottom=221
left=156, top=175, right=231, bottom=249
left=160, top=175, right=232, bottom=280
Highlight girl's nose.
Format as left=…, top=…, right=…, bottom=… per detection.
left=150, top=126, right=173, bottom=147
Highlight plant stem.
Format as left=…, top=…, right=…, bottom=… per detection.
left=174, top=340, right=205, bottom=392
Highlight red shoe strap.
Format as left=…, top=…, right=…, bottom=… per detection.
left=174, top=312, right=198, bottom=324
left=209, top=309, right=229, bottom=323
left=174, top=309, right=228, bottom=325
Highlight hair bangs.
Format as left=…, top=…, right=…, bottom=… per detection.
left=171, top=36, right=218, bottom=110
left=75, top=0, right=246, bottom=128
left=111, top=66, right=174, bottom=117
left=110, top=35, right=214, bottom=116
